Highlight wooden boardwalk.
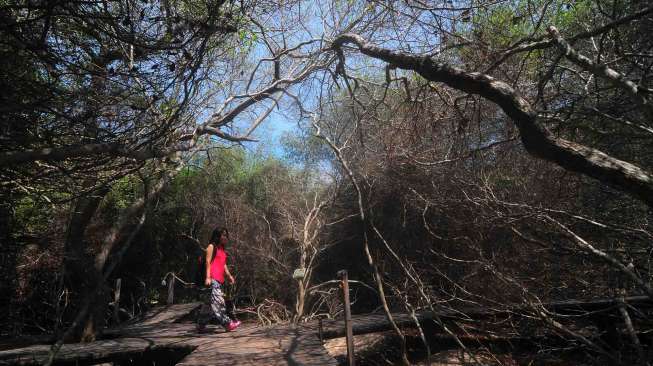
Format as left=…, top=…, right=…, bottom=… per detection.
left=2, top=296, right=650, bottom=365
left=176, top=325, right=335, bottom=366
left=0, top=303, right=336, bottom=366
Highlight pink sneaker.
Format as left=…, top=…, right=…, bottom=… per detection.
left=226, top=320, right=241, bottom=331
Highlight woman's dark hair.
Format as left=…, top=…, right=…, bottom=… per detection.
left=210, top=227, right=229, bottom=245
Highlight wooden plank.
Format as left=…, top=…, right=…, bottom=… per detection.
left=0, top=322, right=336, bottom=366
left=0, top=337, right=177, bottom=366
left=135, top=302, right=202, bottom=325
left=177, top=324, right=337, bottom=366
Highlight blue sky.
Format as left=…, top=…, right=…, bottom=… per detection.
left=239, top=109, right=298, bottom=159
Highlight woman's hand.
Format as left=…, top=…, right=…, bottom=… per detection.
left=228, top=275, right=235, bottom=285
left=204, top=277, right=211, bottom=287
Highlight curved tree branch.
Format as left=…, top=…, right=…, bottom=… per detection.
left=331, top=33, right=653, bottom=207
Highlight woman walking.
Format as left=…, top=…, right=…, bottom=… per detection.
left=197, top=227, right=241, bottom=332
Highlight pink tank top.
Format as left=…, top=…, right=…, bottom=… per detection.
left=209, top=246, right=227, bottom=284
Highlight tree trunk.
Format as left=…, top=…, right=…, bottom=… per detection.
left=61, top=188, right=108, bottom=341
left=68, top=168, right=177, bottom=343
left=79, top=275, right=107, bottom=342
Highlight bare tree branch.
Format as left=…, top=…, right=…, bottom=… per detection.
left=331, top=33, right=653, bottom=206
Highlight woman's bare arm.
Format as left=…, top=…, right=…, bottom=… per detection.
left=205, top=244, right=214, bottom=285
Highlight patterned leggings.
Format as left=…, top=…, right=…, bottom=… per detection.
left=198, top=280, right=232, bottom=327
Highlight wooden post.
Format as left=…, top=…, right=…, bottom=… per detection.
left=113, top=278, right=121, bottom=324
left=318, top=317, right=324, bottom=343
left=167, top=273, right=175, bottom=305
left=338, top=270, right=355, bottom=366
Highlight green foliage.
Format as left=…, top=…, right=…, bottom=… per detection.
left=103, top=176, right=140, bottom=211
left=237, top=28, right=258, bottom=49
left=474, top=0, right=593, bottom=47
left=13, top=197, right=52, bottom=235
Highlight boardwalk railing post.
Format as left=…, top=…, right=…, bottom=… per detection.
left=338, top=270, right=355, bottom=366
left=318, top=317, right=324, bottom=343
left=167, top=273, right=175, bottom=305
left=113, top=278, right=121, bottom=324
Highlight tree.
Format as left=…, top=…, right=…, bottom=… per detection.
left=309, top=2, right=653, bottom=363
left=330, top=18, right=653, bottom=205
left=0, top=0, right=335, bottom=343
